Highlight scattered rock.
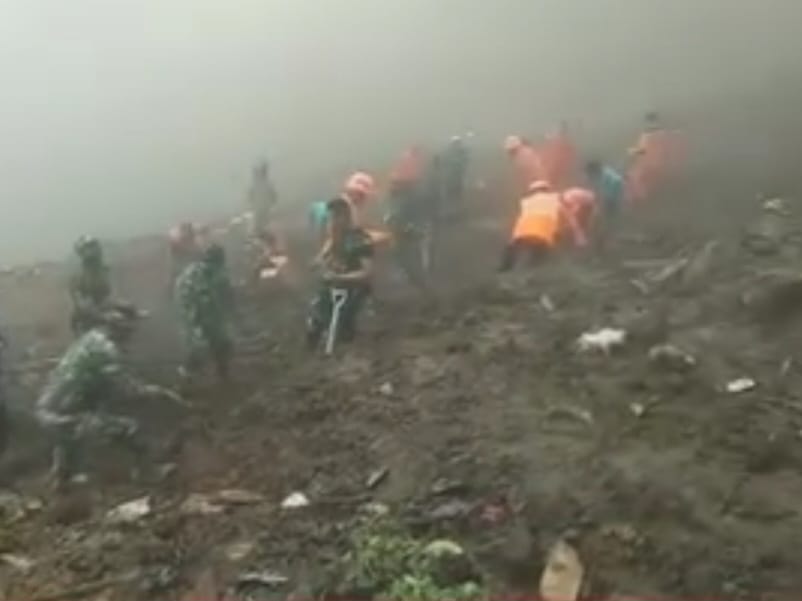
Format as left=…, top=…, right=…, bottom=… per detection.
left=236, top=570, right=289, bottom=587
left=424, top=539, right=465, bottom=557
left=629, top=403, right=646, bottom=418
left=648, top=344, right=696, bottom=370
left=180, top=494, right=223, bottom=516
left=0, top=492, right=42, bottom=522
left=429, top=499, right=472, bottom=521
left=540, top=539, right=584, bottom=601
left=577, top=328, right=626, bottom=354
left=224, top=541, right=256, bottom=562
left=281, top=492, right=310, bottom=509
left=379, top=382, right=394, bottom=396
left=366, top=467, right=390, bottom=490
left=361, top=502, right=390, bottom=516
left=726, top=378, right=756, bottom=394
left=106, top=496, right=151, bottom=524
left=1, top=553, right=35, bottom=572
left=544, top=405, right=594, bottom=427
left=215, top=489, right=265, bottom=505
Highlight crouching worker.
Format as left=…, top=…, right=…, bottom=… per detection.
left=176, top=243, right=235, bottom=382
left=499, top=180, right=587, bottom=272
left=307, top=198, right=373, bottom=350
left=35, top=305, right=182, bottom=489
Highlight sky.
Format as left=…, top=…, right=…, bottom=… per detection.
left=1, top=0, right=800, bottom=261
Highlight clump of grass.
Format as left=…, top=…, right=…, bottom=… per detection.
left=342, top=516, right=484, bottom=601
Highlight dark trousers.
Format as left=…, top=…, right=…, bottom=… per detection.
left=498, top=238, right=550, bottom=272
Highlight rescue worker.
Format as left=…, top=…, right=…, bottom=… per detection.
left=167, top=222, right=203, bottom=291
left=386, top=147, right=436, bottom=290
left=175, top=243, right=235, bottom=382
left=627, top=112, right=671, bottom=203
left=246, top=160, right=279, bottom=236
left=35, top=304, right=181, bottom=488
left=584, top=160, right=625, bottom=236
left=307, top=198, right=374, bottom=349
left=562, top=187, right=597, bottom=237
left=499, top=180, right=587, bottom=271
left=540, top=123, right=577, bottom=189
left=313, top=172, right=378, bottom=264
left=69, top=236, right=112, bottom=335
left=436, top=136, right=470, bottom=215
left=0, top=329, right=7, bottom=458
left=504, top=135, right=545, bottom=195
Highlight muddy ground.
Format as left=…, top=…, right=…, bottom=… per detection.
left=3, top=161, right=802, bottom=601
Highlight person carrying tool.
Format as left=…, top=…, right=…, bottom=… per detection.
left=627, top=112, right=672, bottom=203
left=35, top=304, right=182, bottom=488
left=69, top=236, right=113, bottom=335
left=499, top=180, right=587, bottom=271
left=175, top=243, right=236, bottom=382
left=504, top=135, right=545, bottom=195
left=307, top=198, right=374, bottom=350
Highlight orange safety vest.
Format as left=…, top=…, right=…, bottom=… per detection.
left=511, top=191, right=561, bottom=246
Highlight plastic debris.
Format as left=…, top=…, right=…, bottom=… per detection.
left=366, top=467, right=390, bottom=489
left=424, top=539, right=465, bottom=557
left=539, top=539, right=584, bottom=601
left=106, top=496, right=151, bottom=524
left=281, top=492, right=310, bottom=509
left=1, top=553, right=35, bottom=572
left=577, top=328, right=626, bottom=354
left=726, top=378, right=756, bottom=393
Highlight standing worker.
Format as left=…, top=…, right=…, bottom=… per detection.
left=627, top=112, right=672, bottom=203
left=504, top=135, right=545, bottom=196
left=307, top=198, right=374, bottom=350
left=246, top=160, right=279, bottom=237
left=69, top=236, right=113, bottom=336
left=540, top=123, right=577, bottom=190
left=499, top=180, right=587, bottom=272
left=175, top=243, right=236, bottom=382
left=584, top=160, right=625, bottom=241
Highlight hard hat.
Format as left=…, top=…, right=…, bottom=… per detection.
left=504, top=135, right=524, bottom=153
left=528, top=180, right=551, bottom=193
left=343, top=172, right=376, bottom=199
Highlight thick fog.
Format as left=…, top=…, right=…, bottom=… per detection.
left=2, top=0, right=800, bottom=261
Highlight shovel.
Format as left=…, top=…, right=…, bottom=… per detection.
left=325, top=288, right=349, bottom=355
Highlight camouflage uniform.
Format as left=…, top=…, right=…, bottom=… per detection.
left=175, top=251, right=234, bottom=379
left=35, top=328, right=148, bottom=484
left=69, top=237, right=112, bottom=335
left=307, top=229, right=373, bottom=348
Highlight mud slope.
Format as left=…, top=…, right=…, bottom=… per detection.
left=4, top=179, right=802, bottom=600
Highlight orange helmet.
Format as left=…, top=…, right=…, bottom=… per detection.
left=528, top=180, right=551, bottom=193
left=343, top=172, right=376, bottom=201
left=504, top=135, right=524, bottom=153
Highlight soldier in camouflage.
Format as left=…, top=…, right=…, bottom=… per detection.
left=35, top=304, right=181, bottom=488
left=175, top=243, right=235, bottom=381
left=69, top=236, right=113, bottom=335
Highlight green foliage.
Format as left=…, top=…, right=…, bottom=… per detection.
left=343, top=516, right=484, bottom=601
